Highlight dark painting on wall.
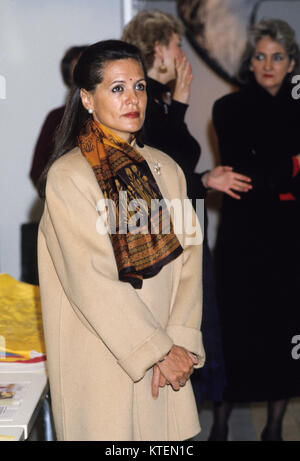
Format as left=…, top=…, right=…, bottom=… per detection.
left=177, top=0, right=298, bottom=85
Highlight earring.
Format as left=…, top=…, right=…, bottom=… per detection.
left=158, top=59, right=168, bottom=74
left=88, top=108, right=93, bottom=114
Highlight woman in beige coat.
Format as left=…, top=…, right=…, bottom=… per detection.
left=38, top=40, right=205, bottom=441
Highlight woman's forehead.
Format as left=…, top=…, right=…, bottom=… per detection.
left=254, top=36, right=286, bottom=53
left=102, top=58, right=145, bottom=81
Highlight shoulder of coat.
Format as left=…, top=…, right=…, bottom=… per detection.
left=214, top=89, right=243, bottom=109
left=46, top=147, right=102, bottom=203
left=48, top=147, right=91, bottom=178
left=213, top=89, right=248, bottom=121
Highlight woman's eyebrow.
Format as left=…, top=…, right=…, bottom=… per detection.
left=109, top=77, right=146, bottom=85
left=110, top=79, right=126, bottom=85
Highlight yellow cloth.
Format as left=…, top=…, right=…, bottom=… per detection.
left=0, top=274, right=46, bottom=362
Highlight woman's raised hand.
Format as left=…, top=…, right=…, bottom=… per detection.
left=173, top=54, right=193, bottom=104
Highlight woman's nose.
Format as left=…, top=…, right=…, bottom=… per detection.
left=263, top=56, right=273, bottom=71
left=126, top=89, right=138, bottom=105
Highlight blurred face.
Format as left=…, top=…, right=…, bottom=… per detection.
left=162, top=33, right=184, bottom=81
left=81, top=58, right=147, bottom=141
left=250, top=36, right=295, bottom=95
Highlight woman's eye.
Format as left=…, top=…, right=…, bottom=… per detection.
left=273, top=53, right=285, bottom=61
left=112, top=85, right=124, bottom=93
left=254, top=53, right=265, bottom=61
left=136, top=82, right=146, bottom=91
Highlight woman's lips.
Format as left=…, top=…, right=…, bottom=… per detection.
left=123, top=112, right=140, bottom=118
left=263, top=74, right=274, bottom=78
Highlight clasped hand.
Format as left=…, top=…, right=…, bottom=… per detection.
left=151, top=345, right=198, bottom=399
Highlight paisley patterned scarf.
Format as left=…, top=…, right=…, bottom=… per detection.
left=78, top=119, right=183, bottom=289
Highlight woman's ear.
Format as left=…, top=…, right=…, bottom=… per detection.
left=288, top=58, right=295, bottom=74
left=153, top=41, right=164, bottom=61
left=80, top=88, right=93, bottom=112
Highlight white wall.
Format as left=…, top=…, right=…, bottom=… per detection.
left=0, top=0, right=123, bottom=279
left=258, top=1, right=300, bottom=39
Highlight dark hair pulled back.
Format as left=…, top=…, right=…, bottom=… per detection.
left=61, top=45, right=88, bottom=88
left=38, top=40, right=146, bottom=198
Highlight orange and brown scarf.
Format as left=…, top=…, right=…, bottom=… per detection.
left=78, top=119, right=183, bottom=289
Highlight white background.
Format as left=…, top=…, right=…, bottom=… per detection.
left=0, top=0, right=123, bottom=278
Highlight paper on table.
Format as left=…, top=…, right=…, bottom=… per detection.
left=0, top=435, right=15, bottom=441
left=0, top=382, right=31, bottom=421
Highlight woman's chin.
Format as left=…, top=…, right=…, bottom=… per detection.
left=121, top=119, right=144, bottom=134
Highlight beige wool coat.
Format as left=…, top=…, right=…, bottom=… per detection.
left=38, top=143, right=205, bottom=441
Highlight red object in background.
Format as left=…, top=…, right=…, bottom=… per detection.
left=279, top=156, right=300, bottom=201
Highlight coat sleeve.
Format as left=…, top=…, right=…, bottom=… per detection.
left=41, top=165, right=174, bottom=382
left=166, top=164, right=205, bottom=368
left=144, top=98, right=201, bottom=176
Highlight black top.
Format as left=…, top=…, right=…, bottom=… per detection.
left=143, top=78, right=207, bottom=202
